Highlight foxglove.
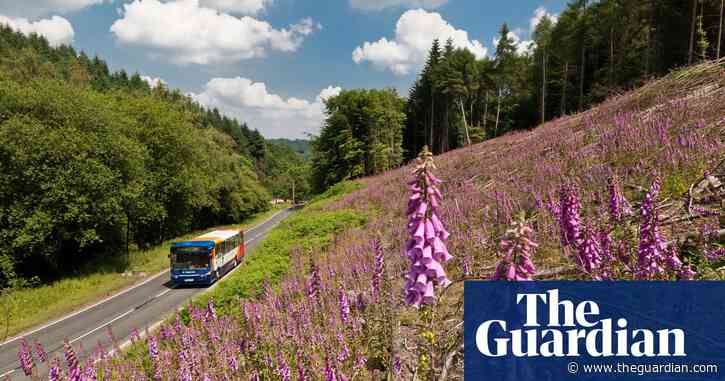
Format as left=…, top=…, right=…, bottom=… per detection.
left=492, top=217, right=538, bottom=281
left=404, top=146, right=453, bottom=308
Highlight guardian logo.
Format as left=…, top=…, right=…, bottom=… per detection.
left=463, top=282, right=725, bottom=381
left=474, top=289, right=686, bottom=358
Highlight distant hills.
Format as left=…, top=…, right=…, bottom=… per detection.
left=269, top=138, right=312, bottom=159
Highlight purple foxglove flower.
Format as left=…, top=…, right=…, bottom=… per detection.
left=404, top=147, right=453, bottom=308
left=666, top=245, right=683, bottom=270
left=84, top=359, right=98, bottom=381
left=34, top=340, right=47, bottom=363
left=48, top=360, right=61, bottom=381
left=371, top=241, right=384, bottom=300
left=491, top=218, right=537, bottom=281
left=577, top=225, right=604, bottom=279
left=64, top=340, right=81, bottom=381
left=276, top=352, right=291, bottom=381
left=205, top=298, right=217, bottom=321
left=296, top=352, right=307, bottom=381
left=559, top=185, right=583, bottom=248
left=324, top=361, right=337, bottom=381
left=338, top=288, right=350, bottom=324
left=707, top=248, right=725, bottom=261
left=249, top=371, right=260, bottom=381
left=307, top=262, right=321, bottom=301
left=17, top=338, right=34, bottom=376
left=637, top=176, right=667, bottom=279
left=393, top=356, right=401, bottom=375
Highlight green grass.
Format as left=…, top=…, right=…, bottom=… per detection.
left=0, top=205, right=288, bottom=341
left=193, top=181, right=368, bottom=316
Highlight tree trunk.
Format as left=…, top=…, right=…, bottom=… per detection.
left=689, top=0, right=698, bottom=64
left=610, top=26, right=614, bottom=84
left=459, top=99, right=471, bottom=146
left=483, top=90, right=489, bottom=133
left=579, top=0, right=587, bottom=111
left=718, top=0, right=724, bottom=59
left=495, top=88, right=502, bottom=136
left=541, top=53, right=545, bottom=125
left=429, top=90, right=435, bottom=152
left=291, top=179, right=295, bottom=205
left=561, top=62, right=568, bottom=116
left=579, top=46, right=585, bottom=111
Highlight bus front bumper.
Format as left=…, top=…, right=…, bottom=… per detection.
left=171, top=271, right=214, bottom=285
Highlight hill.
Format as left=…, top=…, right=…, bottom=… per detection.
left=46, top=61, right=725, bottom=380
left=269, top=138, right=312, bottom=159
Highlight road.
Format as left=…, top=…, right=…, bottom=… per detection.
left=0, top=208, right=293, bottom=380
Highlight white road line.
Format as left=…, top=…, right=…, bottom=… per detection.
left=0, top=269, right=168, bottom=347
left=0, top=369, right=16, bottom=378
left=0, top=208, right=289, bottom=348
left=154, top=288, right=173, bottom=299
left=69, top=308, right=135, bottom=345
left=100, top=209, right=291, bottom=358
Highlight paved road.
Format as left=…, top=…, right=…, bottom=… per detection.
left=0, top=208, right=293, bottom=380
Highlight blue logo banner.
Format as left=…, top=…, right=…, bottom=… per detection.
left=464, top=282, right=725, bottom=380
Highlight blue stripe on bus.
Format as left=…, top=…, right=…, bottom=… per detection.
left=171, top=241, right=215, bottom=248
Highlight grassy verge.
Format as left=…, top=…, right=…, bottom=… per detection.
left=0, top=205, right=288, bottom=341
left=193, top=181, right=367, bottom=315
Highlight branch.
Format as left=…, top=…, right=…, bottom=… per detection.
left=438, top=343, right=464, bottom=381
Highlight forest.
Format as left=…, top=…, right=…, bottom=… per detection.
left=312, top=0, right=725, bottom=181
left=404, top=0, right=725, bottom=157
left=0, top=25, right=306, bottom=288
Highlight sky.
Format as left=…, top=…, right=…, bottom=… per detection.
left=0, top=0, right=566, bottom=139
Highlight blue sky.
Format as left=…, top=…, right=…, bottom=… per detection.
left=0, top=0, right=566, bottom=138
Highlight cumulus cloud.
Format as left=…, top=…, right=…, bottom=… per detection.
left=492, top=29, right=533, bottom=56
left=0, top=0, right=106, bottom=18
left=349, top=0, right=448, bottom=11
left=110, top=0, right=320, bottom=65
left=530, top=6, right=558, bottom=33
left=192, top=77, right=341, bottom=138
left=0, top=15, right=74, bottom=46
left=141, top=75, right=166, bottom=88
left=194, top=0, right=273, bottom=15
left=352, top=9, right=487, bottom=76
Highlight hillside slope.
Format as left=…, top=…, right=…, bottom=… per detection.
left=26, top=61, right=725, bottom=380
left=316, top=59, right=725, bottom=379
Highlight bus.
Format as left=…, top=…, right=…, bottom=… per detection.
left=170, top=230, right=245, bottom=285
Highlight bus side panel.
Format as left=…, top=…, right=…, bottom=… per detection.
left=239, top=231, right=245, bottom=259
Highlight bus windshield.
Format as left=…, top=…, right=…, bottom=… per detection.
left=172, top=251, right=210, bottom=270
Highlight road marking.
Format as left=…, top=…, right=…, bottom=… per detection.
left=0, top=369, right=16, bottom=378
left=0, top=269, right=169, bottom=348
left=154, top=288, right=173, bottom=299
left=96, top=208, right=291, bottom=359
left=69, top=308, right=135, bottom=345
left=0, top=208, right=289, bottom=348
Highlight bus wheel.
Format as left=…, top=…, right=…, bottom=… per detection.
left=214, top=270, right=220, bottom=281
left=233, top=258, right=238, bottom=268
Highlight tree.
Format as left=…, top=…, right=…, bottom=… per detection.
left=311, top=89, right=405, bottom=193
left=719, top=0, right=724, bottom=59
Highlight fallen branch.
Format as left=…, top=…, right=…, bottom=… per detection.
left=438, top=343, right=464, bottom=381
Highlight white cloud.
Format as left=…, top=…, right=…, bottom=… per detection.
left=141, top=75, right=166, bottom=88
left=492, top=29, right=533, bottom=56
left=0, top=0, right=106, bottom=18
left=349, top=0, right=448, bottom=11
left=194, top=0, right=273, bottom=15
left=110, top=0, right=320, bottom=65
left=352, top=9, right=487, bottom=76
left=530, top=6, right=558, bottom=34
left=192, top=77, right=341, bottom=138
left=0, top=15, right=74, bottom=46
